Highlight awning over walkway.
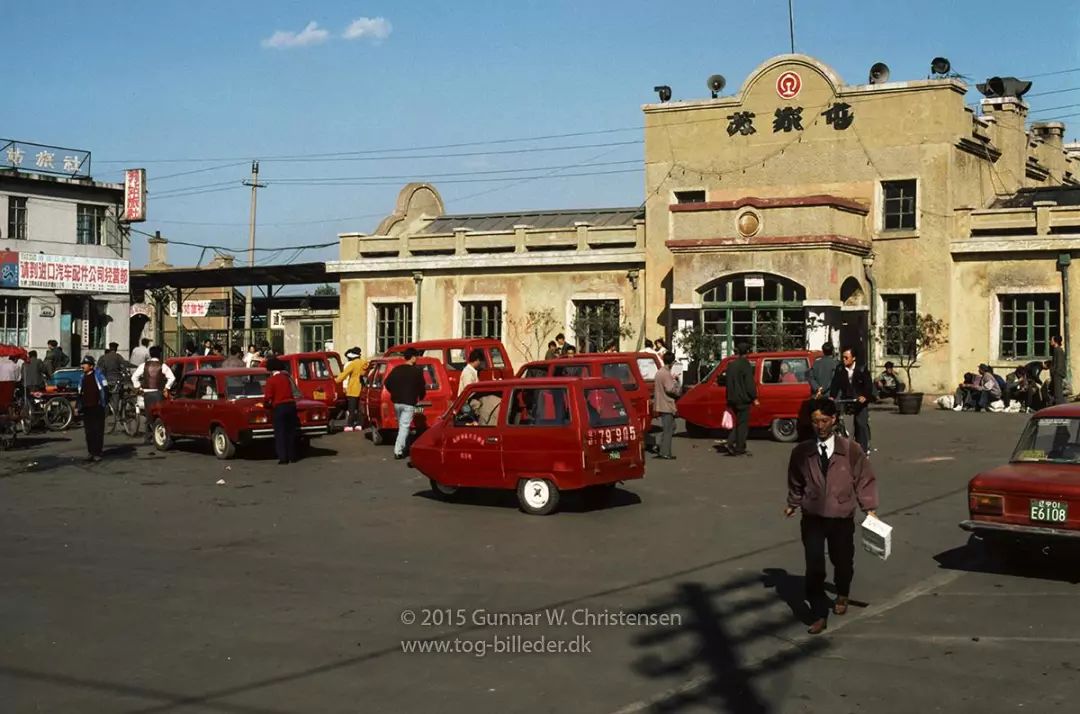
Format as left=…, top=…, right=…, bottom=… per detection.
left=130, top=262, right=330, bottom=291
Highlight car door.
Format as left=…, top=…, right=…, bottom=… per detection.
left=364, top=362, right=388, bottom=426
left=501, top=385, right=578, bottom=487
left=187, top=374, right=220, bottom=436
left=171, top=375, right=200, bottom=435
left=442, top=385, right=506, bottom=488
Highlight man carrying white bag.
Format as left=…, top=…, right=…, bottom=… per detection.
left=785, top=398, right=880, bottom=635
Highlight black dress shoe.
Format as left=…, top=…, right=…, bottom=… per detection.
left=277, top=460, right=289, bottom=465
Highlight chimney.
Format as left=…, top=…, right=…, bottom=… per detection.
left=1031, top=122, right=1065, bottom=151
left=207, top=252, right=236, bottom=269
left=147, top=231, right=172, bottom=269
left=981, top=98, right=1029, bottom=194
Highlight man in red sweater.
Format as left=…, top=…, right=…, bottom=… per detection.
left=263, top=357, right=298, bottom=464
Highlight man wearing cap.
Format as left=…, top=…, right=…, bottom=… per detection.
left=334, top=347, right=368, bottom=432
left=97, top=342, right=128, bottom=418
left=78, top=355, right=109, bottom=461
left=384, top=347, right=426, bottom=459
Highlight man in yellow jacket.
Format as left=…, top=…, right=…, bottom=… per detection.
left=335, top=347, right=368, bottom=432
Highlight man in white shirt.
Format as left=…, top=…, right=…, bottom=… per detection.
left=243, top=344, right=259, bottom=367
left=0, top=356, right=20, bottom=382
left=130, top=338, right=151, bottom=367
left=131, top=347, right=176, bottom=444
left=460, top=349, right=483, bottom=392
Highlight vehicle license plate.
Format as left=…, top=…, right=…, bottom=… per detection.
left=608, top=451, right=621, bottom=461
left=313, top=390, right=325, bottom=400
left=1030, top=499, right=1068, bottom=523
left=415, top=406, right=425, bottom=414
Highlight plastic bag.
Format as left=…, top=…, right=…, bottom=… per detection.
left=721, top=407, right=735, bottom=430
left=935, top=395, right=954, bottom=410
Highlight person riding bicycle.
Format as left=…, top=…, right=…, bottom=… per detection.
left=828, top=347, right=874, bottom=454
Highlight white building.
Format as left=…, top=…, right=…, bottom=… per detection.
left=2, top=141, right=130, bottom=362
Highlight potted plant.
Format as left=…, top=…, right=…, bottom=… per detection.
left=674, top=325, right=726, bottom=386
left=876, top=308, right=948, bottom=415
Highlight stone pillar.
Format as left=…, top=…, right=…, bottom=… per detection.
left=454, top=228, right=468, bottom=255
left=513, top=224, right=530, bottom=253
left=1035, top=200, right=1057, bottom=235
left=574, top=221, right=591, bottom=250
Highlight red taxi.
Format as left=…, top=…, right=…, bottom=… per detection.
left=677, top=350, right=820, bottom=442
left=961, top=404, right=1080, bottom=557
left=279, top=351, right=344, bottom=415
left=385, top=339, right=513, bottom=394
left=517, top=352, right=661, bottom=439
left=410, top=377, right=645, bottom=515
left=360, top=356, right=453, bottom=445
left=166, top=354, right=224, bottom=391
left=149, top=368, right=329, bottom=459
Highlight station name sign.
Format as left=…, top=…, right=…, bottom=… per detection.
left=2, top=139, right=91, bottom=178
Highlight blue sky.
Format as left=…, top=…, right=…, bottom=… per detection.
left=5, top=0, right=1079, bottom=269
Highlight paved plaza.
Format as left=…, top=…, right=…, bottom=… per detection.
left=2, top=409, right=1078, bottom=713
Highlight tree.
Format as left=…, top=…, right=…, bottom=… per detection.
left=508, top=308, right=560, bottom=362
left=570, top=306, right=635, bottom=352
left=675, top=325, right=726, bottom=383
left=314, top=283, right=338, bottom=296
left=876, top=308, right=948, bottom=392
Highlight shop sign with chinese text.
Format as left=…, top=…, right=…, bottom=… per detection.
left=2, top=139, right=91, bottom=178
left=123, top=168, right=147, bottom=222
left=17, top=253, right=129, bottom=294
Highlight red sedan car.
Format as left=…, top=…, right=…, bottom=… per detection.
left=961, top=404, right=1080, bottom=556
left=150, top=368, right=329, bottom=459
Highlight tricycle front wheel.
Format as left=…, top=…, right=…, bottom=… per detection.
left=517, top=477, right=560, bottom=516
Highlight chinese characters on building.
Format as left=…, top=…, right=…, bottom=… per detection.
left=16, top=253, right=129, bottom=294
left=2, top=139, right=90, bottom=177
left=723, top=102, right=854, bottom=136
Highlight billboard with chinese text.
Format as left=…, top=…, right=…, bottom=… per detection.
left=16, top=252, right=129, bottom=294
left=2, top=139, right=91, bottom=178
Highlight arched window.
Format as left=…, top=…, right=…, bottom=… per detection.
left=698, top=274, right=806, bottom=355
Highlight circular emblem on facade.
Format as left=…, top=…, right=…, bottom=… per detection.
left=736, top=210, right=761, bottom=238
left=776, top=71, right=802, bottom=100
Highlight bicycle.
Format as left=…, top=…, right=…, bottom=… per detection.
left=16, top=387, right=74, bottom=433
left=831, top=398, right=861, bottom=439
left=106, top=379, right=141, bottom=437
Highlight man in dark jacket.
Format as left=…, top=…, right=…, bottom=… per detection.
left=786, top=398, right=878, bottom=634
left=42, top=339, right=68, bottom=374
left=725, top=342, right=758, bottom=456
left=384, top=348, right=427, bottom=460
left=808, top=342, right=838, bottom=398
left=830, top=347, right=874, bottom=454
left=97, top=342, right=127, bottom=416
left=78, top=355, right=109, bottom=462
left=1050, top=334, right=1067, bottom=405
left=21, top=350, right=49, bottom=392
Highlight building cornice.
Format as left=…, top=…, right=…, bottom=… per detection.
left=665, top=234, right=871, bottom=256
left=669, top=194, right=869, bottom=216
left=328, top=249, right=646, bottom=276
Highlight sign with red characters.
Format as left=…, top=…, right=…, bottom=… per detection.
left=17, top=252, right=129, bottom=293
left=123, top=168, right=147, bottom=222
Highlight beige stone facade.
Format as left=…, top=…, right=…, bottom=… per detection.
left=331, top=54, right=1080, bottom=393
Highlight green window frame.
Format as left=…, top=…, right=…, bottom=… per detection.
left=375, top=303, right=412, bottom=355
left=999, top=294, right=1059, bottom=360
left=301, top=322, right=334, bottom=353
left=461, top=301, right=502, bottom=339
left=698, top=274, right=805, bottom=356
left=882, top=294, right=917, bottom=357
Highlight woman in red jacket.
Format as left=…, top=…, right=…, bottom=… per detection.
left=263, top=357, right=298, bottom=464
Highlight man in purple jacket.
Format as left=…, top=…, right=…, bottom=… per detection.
left=785, top=398, right=879, bottom=635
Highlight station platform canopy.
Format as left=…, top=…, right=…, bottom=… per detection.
left=130, top=262, right=330, bottom=291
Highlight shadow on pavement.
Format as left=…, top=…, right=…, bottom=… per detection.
left=165, top=441, right=338, bottom=462
left=411, top=485, right=643, bottom=514
left=628, top=574, right=829, bottom=713
left=934, top=535, right=1080, bottom=584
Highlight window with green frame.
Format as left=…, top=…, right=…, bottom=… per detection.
left=698, top=274, right=806, bottom=356
left=301, top=322, right=333, bottom=352
left=882, top=294, right=917, bottom=356
left=999, top=294, right=1059, bottom=360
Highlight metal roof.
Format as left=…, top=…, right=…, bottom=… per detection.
left=130, top=262, right=330, bottom=291
left=421, top=206, right=643, bottom=234
left=991, top=186, right=1080, bottom=208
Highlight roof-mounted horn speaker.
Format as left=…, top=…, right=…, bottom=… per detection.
left=869, top=62, right=890, bottom=84
left=930, top=57, right=951, bottom=76
left=707, top=74, right=726, bottom=99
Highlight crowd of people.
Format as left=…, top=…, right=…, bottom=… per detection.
left=951, top=335, right=1068, bottom=413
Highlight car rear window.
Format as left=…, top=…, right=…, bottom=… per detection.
left=1012, top=417, right=1080, bottom=464
left=762, top=358, right=809, bottom=384
left=521, top=366, right=549, bottom=379
left=490, top=347, right=506, bottom=369
left=422, top=364, right=441, bottom=390
left=299, top=359, right=332, bottom=380
left=636, top=357, right=658, bottom=381
left=584, top=387, right=630, bottom=428
left=226, top=374, right=269, bottom=399
left=601, top=362, right=637, bottom=390
left=508, top=387, right=571, bottom=426
left=446, top=348, right=467, bottom=370
left=553, top=364, right=588, bottom=378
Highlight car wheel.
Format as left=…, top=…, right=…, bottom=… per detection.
left=370, top=426, right=384, bottom=445
left=770, top=418, right=799, bottom=443
left=430, top=479, right=459, bottom=500
left=152, top=420, right=173, bottom=451
left=517, top=477, right=560, bottom=516
left=211, top=427, right=236, bottom=460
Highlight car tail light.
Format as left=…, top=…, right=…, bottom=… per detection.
left=970, top=493, right=1004, bottom=516
left=249, top=411, right=270, bottom=425
left=311, top=410, right=326, bottom=421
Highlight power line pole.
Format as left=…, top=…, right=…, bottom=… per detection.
left=242, top=160, right=266, bottom=346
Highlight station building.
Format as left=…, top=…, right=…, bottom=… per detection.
left=330, top=54, right=1080, bottom=392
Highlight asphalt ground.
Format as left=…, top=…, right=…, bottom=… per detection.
left=2, top=408, right=1078, bottom=714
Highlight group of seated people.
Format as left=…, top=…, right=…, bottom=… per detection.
left=953, top=360, right=1049, bottom=412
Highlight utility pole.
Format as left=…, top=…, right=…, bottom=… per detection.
left=242, top=161, right=266, bottom=346
left=787, top=0, right=795, bottom=54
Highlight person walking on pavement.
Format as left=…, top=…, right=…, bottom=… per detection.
left=97, top=342, right=128, bottom=418
left=808, top=342, right=839, bottom=398
left=335, top=347, right=368, bottom=432
left=785, top=398, right=878, bottom=635
left=42, top=339, right=68, bottom=374
left=78, top=355, right=108, bottom=462
left=460, top=349, right=484, bottom=392
left=653, top=351, right=680, bottom=460
left=262, top=357, right=299, bottom=464
left=725, top=342, right=758, bottom=457
left=132, top=347, right=175, bottom=444
left=384, top=348, right=426, bottom=460
left=829, top=347, right=874, bottom=454
left=222, top=345, right=245, bottom=368
left=1050, top=334, right=1067, bottom=405
left=130, top=338, right=151, bottom=367
left=21, top=350, right=49, bottom=392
